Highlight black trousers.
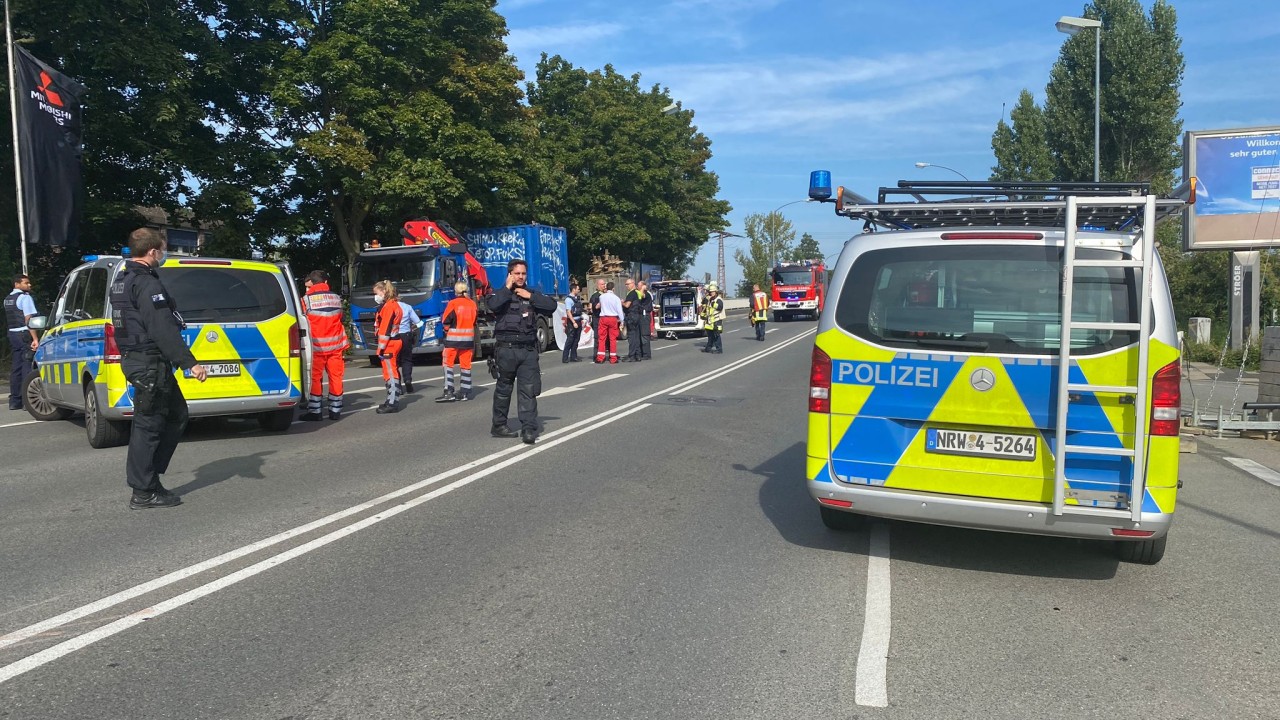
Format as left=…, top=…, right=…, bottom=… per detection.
left=8, top=331, right=31, bottom=409
left=625, top=316, right=642, bottom=358
left=492, top=345, right=541, bottom=431
left=123, top=356, right=189, bottom=493
left=397, top=335, right=414, bottom=387
left=562, top=322, right=581, bottom=361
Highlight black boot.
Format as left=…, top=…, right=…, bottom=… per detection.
left=491, top=424, right=518, bottom=438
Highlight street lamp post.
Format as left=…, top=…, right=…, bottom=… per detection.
left=1056, top=15, right=1102, bottom=182
left=913, top=162, right=970, bottom=181
left=767, top=199, right=815, bottom=270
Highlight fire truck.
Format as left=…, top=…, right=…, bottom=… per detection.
left=769, top=259, right=827, bottom=321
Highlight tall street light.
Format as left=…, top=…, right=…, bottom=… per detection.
left=768, top=199, right=816, bottom=270
left=1056, top=15, right=1103, bottom=182
left=913, top=162, right=970, bottom=181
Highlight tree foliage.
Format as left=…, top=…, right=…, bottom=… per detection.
left=990, top=90, right=1055, bottom=182
left=790, top=232, right=822, bottom=262
left=526, top=55, right=730, bottom=279
left=1044, top=0, right=1183, bottom=189
left=734, top=212, right=794, bottom=295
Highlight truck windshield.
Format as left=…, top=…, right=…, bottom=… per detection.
left=773, top=270, right=812, bottom=286
left=353, top=259, right=435, bottom=294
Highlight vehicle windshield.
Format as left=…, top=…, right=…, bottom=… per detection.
left=772, top=270, right=812, bottom=286
left=353, top=259, right=435, bottom=294
left=162, top=267, right=287, bottom=323
left=834, top=244, right=1141, bottom=356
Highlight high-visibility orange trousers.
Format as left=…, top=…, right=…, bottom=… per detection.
left=309, top=351, right=345, bottom=397
left=380, top=339, right=403, bottom=382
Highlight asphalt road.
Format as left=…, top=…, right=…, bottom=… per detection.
left=1, top=319, right=1277, bottom=719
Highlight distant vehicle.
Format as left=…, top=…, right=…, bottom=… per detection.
left=465, top=224, right=570, bottom=353
left=770, top=259, right=826, bottom=321
left=346, top=219, right=490, bottom=364
left=24, top=255, right=310, bottom=447
left=806, top=174, right=1195, bottom=564
left=650, top=279, right=705, bottom=338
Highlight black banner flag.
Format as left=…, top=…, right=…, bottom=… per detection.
left=13, top=46, right=88, bottom=248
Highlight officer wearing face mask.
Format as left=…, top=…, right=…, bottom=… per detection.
left=487, top=258, right=556, bottom=443
left=110, top=228, right=207, bottom=510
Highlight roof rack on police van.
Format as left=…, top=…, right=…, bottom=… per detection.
left=831, top=178, right=1195, bottom=232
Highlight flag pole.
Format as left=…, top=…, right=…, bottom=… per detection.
left=4, top=0, right=27, bottom=274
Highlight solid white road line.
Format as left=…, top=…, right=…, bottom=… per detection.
left=0, top=328, right=817, bottom=682
left=0, top=419, right=37, bottom=429
left=1223, top=457, right=1280, bottom=487
left=855, top=523, right=892, bottom=708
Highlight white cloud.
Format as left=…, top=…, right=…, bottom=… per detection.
left=505, top=22, right=626, bottom=58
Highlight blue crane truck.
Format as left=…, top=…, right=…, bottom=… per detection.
left=464, top=224, right=570, bottom=354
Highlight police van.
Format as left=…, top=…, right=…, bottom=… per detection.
left=22, top=255, right=311, bottom=448
left=806, top=176, right=1195, bottom=564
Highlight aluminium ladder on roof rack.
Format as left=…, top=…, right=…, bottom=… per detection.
left=1052, top=194, right=1158, bottom=522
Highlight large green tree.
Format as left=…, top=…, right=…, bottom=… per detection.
left=264, top=0, right=533, bottom=264
left=734, top=212, right=795, bottom=295
left=525, top=55, right=730, bottom=278
left=990, top=89, right=1055, bottom=182
left=1044, top=0, right=1183, bottom=190
left=789, top=232, right=822, bottom=262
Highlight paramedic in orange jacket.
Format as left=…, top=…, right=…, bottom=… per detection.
left=299, top=270, right=349, bottom=421
left=373, top=280, right=404, bottom=413
left=436, top=281, right=478, bottom=403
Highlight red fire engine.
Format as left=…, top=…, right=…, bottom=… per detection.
left=769, top=259, right=826, bottom=321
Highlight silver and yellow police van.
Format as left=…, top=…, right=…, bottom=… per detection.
left=805, top=174, right=1195, bottom=564
left=23, top=254, right=311, bottom=448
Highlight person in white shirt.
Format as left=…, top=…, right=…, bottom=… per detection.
left=6, top=274, right=38, bottom=410
left=396, top=299, right=423, bottom=393
left=594, top=282, right=625, bottom=364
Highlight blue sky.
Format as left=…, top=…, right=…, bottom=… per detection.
left=497, top=0, right=1280, bottom=289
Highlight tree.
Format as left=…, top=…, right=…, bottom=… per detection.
left=526, top=55, right=731, bottom=279
left=264, top=0, right=533, bottom=265
left=990, top=90, right=1055, bottom=182
left=734, top=212, right=795, bottom=293
left=1043, top=0, right=1183, bottom=190
left=789, top=232, right=822, bottom=262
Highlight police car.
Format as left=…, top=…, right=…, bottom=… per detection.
left=805, top=174, right=1195, bottom=564
left=23, top=255, right=311, bottom=447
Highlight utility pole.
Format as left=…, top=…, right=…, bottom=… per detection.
left=710, top=231, right=740, bottom=291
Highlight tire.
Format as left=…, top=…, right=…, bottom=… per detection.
left=258, top=408, right=294, bottom=432
left=367, top=355, right=381, bottom=367
left=536, top=318, right=552, bottom=353
left=23, top=371, right=72, bottom=421
left=819, top=505, right=863, bottom=532
left=473, top=336, right=485, bottom=361
left=1115, top=535, right=1166, bottom=564
left=84, top=383, right=129, bottom=449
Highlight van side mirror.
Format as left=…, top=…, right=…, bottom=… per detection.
left=27, top=316, right=47, bottom=330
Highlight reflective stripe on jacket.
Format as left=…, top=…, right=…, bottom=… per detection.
left=751, top=291, right=768, bottom=322
left=374, top=301, right=403, bottom=354
left=303, top=283, right=349, bottom=353
left=441, top=296, right=478, bottom=349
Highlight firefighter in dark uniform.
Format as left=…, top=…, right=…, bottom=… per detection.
left=111, top=229, right=207, bottom=509
left=488, top=258, right=556, bottom=444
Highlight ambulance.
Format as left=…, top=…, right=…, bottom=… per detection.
left=23, top=255, right=310, bottom=448
left=805, top=174, right=1195, bottom=564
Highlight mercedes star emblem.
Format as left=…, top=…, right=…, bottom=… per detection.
left=205, top=330, right=218, bottom=343
left=970, top=368, right=996, bottom=392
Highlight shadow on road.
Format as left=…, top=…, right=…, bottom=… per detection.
left=179, top=449, right=277, bottom=497
left=748, top=441, right=1120, bottom=579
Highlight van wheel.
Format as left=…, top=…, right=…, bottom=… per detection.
left=367, top=355, right=381, bottom=367
left=258, top=408, right=295, bottom=432
left=819, top=505, right=863, bottom=532
left=1115, top=535, right=1166, bottom=564
left=23, top=372, right=72, bottom=421
left=84, top=384, right=129, bottom=448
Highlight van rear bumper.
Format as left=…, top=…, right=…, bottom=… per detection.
left=807, top=480, right=1172, bottom=541
left=187, top=397, right=300, bottom=417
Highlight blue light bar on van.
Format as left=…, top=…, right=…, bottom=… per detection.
left=81, top=255, right=100, bottom=262
left=809, top=170, right=832, bottom=201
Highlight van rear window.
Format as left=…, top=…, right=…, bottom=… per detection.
left=835, top=245, right=1139, bottom=355
left=162, top=267, right=287, bottom=323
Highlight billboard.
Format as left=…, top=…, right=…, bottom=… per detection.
left=1184, top=126, right=1280, bottom=250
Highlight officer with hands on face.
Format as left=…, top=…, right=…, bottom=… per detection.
left=487, top=258, right=556, bottom=444
left=111, top=228, right=207, bottom=509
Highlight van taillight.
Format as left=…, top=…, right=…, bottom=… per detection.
left=289, top=323, right=301, bottom=357
left=104, top=322, right=121, bottom=363
left=1150, top=360, right=1180, bottom=436
left=810, top=346, right=831, bottom=414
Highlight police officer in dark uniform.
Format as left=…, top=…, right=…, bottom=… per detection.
left=111, top=228, right=207, bottom=509
left=488, top=258, right=556, bottom=444
left=588, top=278, right=605, bottom=363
